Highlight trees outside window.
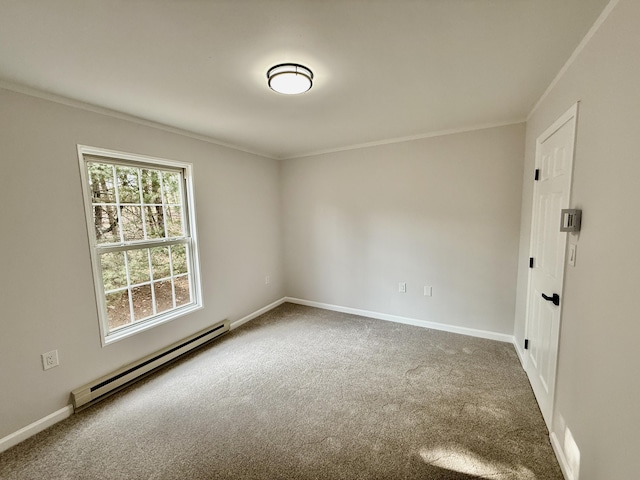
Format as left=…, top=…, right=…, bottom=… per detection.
left=78, top=146, right=202, bottom=345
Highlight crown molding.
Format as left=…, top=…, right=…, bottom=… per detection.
left=527, top=0, right=620, bottom=120
left=282, top=119, right=526, bottom=160
left=0, top=79, right=274, bottom=159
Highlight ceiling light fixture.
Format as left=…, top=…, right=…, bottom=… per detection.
left=267, top=63, right=313, bottom=95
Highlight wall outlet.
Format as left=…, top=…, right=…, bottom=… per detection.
left=265, top=275, right=270, bottom=285
left=399, top=282, right=407, bottom=293
left=42, top=350, right=59, bottom=370
left=424, top=286, right=433, bottom=296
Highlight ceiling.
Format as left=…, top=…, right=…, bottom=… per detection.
left=0, top=0, right=609, bottom=159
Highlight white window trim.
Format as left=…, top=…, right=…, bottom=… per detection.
left=77, top=145, right=203, bottom=346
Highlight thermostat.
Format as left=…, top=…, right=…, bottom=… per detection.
left=560, top=209, right=582, bottom=232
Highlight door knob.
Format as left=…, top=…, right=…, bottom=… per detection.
left=541, top=293, right=560, bottom=306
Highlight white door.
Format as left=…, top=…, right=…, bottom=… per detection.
left=525, top=104, right=578, bottom=429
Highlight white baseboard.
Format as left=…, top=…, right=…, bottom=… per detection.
left=285, top=297, right=514, bottom=343
left=551, top=431, right=574, bottom=480
left=0, top=298, right=286, bottom=453
left=0, top=297, right=513, bottom=454
left=0, top=405, right=73, bottom=454
left=230, top=297, right=287, bottom=330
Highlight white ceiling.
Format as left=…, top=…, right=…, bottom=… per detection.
left=0, top=0, right=609, bottom=159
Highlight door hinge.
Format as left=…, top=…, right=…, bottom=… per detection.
left=529, top=257, right=534, bottom=268
left=524, top=339, right=529, bottom=350
left=534, top=169, right=540, bottom=181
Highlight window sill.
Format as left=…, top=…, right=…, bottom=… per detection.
left=102, top=303, right=203, bottom=347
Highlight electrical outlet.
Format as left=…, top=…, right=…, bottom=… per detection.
left=42, top=350, right=59, bottom=370
left=265, top=275, right=270, bottom=285
left=399, top=282, right=407, bottom=293
left=424, top=286, right=433, bottom=296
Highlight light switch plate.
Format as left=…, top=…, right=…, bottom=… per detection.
left=568, top=244, right=577, bottom=267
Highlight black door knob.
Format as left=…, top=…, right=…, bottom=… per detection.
left=541, top=293, right=560, bottom=306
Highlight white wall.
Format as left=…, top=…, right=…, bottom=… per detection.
left=0, top=89, right=284, bottom=439
left=514, top=0, right=640, bottom=478
left=282, top=124, right=525, bottom=336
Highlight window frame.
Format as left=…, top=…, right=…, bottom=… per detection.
left=77, top=145, right=203, bottom=346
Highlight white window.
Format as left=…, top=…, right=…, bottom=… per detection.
left=78, top=145, right=202, bottom=345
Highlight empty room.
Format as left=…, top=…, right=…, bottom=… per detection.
left=0, top=1, right=638, bottom=479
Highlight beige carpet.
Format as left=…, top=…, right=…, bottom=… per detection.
left=0, top=303, right=563, bottom=479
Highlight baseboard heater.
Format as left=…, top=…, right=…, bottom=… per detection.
left=71, top=320, right=229, bottom=411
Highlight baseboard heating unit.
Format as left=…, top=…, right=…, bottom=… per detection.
left=71, top=320, right=229, bottom=411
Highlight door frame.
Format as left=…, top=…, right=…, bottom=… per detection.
left=523, top=102, right=579, bottom=429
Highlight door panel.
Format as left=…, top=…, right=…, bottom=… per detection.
left=540, top=192, right=562, bottom=276
left=525, top=104, right=578, bottom=428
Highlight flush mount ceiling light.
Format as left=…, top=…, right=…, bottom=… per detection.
left=267, top=63, right=313, bottom=95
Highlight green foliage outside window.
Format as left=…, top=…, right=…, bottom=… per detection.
left=87, top=161, right=191, bottom=331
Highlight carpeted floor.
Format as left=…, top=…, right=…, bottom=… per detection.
left=0, top=303, right=563, bottom=479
